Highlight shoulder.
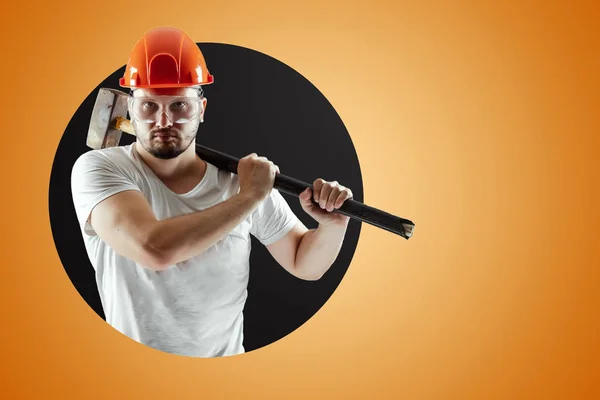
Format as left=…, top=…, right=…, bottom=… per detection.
left=211, top=163, right=240, bottom=190
left=253, top=189, right=291, bottom=217
left=72, top=145, right=136, bottom=173
left=71, top=145, right=141, bottom=190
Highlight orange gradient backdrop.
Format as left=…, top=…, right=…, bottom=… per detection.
left=1, top=0, right=599, bottom=398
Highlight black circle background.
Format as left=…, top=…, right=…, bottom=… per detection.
left=49, top=43, right=363, bottom=353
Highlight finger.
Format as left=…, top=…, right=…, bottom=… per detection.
left=312, top=178, right=325, bottom=202
left=326, top=186, right=341, bottom=211
left=334, top=189, right=353, bottom=209
left=269, top=163, right=279, bottom=177
left=319, top=182, right=334, bottom=209
left=299, top=187, right=312, bottom=202
left=240, top=153, right=255, bottom=162
left=337, top=185, right=353, bottom=199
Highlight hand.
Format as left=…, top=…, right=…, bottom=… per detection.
left=299, top=178, right=353, bottom=227
left=238, top=153, right=279, bottom=202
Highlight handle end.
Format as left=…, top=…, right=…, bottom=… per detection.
left=402, top=223, right=415, bottom=239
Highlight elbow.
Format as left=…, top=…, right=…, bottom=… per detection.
left=294, top=265, right=326, bottom=281
left=140, top=229, right=175, bottom=271
left=300, top=273, right=324, bottom=281
left=142, top=250, right=173, bottom=271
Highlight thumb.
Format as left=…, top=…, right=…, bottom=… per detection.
left=299, top=187, right=314, bottom=206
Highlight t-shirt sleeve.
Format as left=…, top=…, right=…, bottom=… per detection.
left=250, top=189, right=300, bottom=246
left=70, top=151, right=141, bottom=237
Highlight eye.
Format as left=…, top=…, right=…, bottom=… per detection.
left=171, top=101, right=188, bottom=109
left=142, top=101, right=158, bottom=109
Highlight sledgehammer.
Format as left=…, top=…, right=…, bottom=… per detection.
left=86, top=88, right=415, bottom=239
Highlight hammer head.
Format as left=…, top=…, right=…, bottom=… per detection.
left=87, top=88, right=129, bottom=150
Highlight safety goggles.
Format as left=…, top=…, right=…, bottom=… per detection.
left=128, top=95, right=203, bottom=124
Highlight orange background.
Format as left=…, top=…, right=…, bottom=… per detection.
left=1, top=0, right=599, bottom=398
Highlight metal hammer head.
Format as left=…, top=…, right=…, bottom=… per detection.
left=87, top=88, right=130, bottom=150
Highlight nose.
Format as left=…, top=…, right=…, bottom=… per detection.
left=155, top=110, right=172, bottom=129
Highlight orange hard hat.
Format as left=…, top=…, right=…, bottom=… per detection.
left=119, top=27, right=214, bottom=89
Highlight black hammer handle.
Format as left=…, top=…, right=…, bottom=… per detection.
left=195, top=144, right=415, bottom=239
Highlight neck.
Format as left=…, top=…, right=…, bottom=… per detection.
left=134, top=140, right=205, bottom=181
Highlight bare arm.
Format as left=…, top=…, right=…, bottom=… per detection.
left=90, top=189, right=261, bottom=270
left=87, top=152, right=278, bottom=271
left=266, top=221, right=347, bottom=280
left=266, top=179, right=352, bottom=280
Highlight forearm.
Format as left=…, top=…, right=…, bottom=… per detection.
left=293, top=223, right=348, bottom=280
left=145, top=191, right=260, bottom=268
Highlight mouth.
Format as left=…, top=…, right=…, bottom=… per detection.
left=153, top=133, right=178, bottom=142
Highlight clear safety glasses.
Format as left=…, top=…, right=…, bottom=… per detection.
left=128, top=95, right=203, bottom=124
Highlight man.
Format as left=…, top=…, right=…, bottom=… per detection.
left=71, top=27, right=353, bottom=357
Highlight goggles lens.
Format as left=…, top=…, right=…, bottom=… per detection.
left=130, top=96, right=201, bottom=123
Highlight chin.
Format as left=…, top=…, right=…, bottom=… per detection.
left=142, top=135, right=195, bottom=159
left=151, top=148, right=185, bottom=159
left=142, top=141, right=180, bottom=159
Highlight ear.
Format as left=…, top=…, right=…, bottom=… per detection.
left=200, top=97, right=208, bottom=122
left=126, top=96, right=133, bottom=118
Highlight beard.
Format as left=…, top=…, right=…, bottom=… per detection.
left=134, top=120, right=199, bottom=159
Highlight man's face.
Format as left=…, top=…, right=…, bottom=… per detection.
left=130, top=87, right=206, bottom=159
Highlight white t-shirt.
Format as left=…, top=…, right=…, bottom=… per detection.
left=70, top=144, right=299, bottom=357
